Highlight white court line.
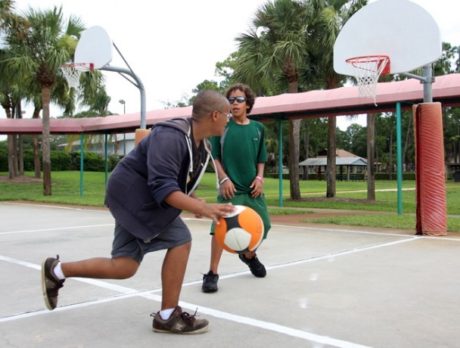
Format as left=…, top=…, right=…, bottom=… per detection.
left=0, top=234, right=421, bottom=348
left=0, top=224, right=114, bottom=236
left=1, top=211, right=457, bottom=346
left=3, top=220, right=459, bottom=242
left=0, top=201, right=106, bottom=211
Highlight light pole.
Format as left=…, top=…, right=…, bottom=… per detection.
left=118, top=99, right=126, bottom=156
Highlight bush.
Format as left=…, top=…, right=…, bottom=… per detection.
left=5, top=149, right=122, bottom=172
left=0, top=146, right=7, bottom=171
left=51, top=151, right=72, bottom=170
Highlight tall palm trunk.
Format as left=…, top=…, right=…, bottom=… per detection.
left=325, top=76, right=339, bottom=198
left=32, top=108, right=41, bottom=178
left=326, top=116, right=336, bottom=197
left=41, top=86, right=52, bottom=195
left=18, top=135, right=24, bottom=175
left=4, top=106, right=17, bottom=179
left=367, top=113, right=376, bottom=200
left=287, top=79, right=301, bottom=200
left=288, top=119, right=301, bottom=199
left=16, top=104, right=24, bottom=175
left=303, top=120, right=310, bottom=180
left=7, top=135, right=16, bottom=179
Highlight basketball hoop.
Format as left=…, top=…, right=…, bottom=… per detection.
left=345, top=55, right=390, bottom=102
left=61, top=62, right=94, bottom=89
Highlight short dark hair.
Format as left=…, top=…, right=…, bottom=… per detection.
left=192, top=90, right=228, bottom=120
left=225, top=83, right=256, bottom=114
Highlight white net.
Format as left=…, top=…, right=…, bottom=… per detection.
left=346, top=56, right=389, bottom=103
left=61, top=63, right=92, bottom=90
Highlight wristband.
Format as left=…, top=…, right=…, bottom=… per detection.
left=219, top=177, right=229, bottom=185
left=255, top=176, right=264, bottom=183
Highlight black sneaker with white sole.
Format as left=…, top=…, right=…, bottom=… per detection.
left=202, top=271, right=219, bottom=293
left=239, top=253, right=267, bottom=278
left=41, top=255, right=65, bottom=310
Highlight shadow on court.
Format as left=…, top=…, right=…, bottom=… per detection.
left=1, top=202, right=459, bottom=348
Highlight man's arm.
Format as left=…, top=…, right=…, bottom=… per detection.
left=165, top=191, right=233, bottom=223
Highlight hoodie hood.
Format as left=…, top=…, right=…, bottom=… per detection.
left=154, top=117, right=192, bottom=137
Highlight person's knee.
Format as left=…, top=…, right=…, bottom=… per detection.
left=170, top=241, right=192, bottom=254
left=112, top=257, right=139, bottom=279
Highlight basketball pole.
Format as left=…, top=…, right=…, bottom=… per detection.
left=101, top=66, right=146, bottom=128
left=100, top=65, right=149, bottom=145
left=103, top=42, right=150, bottom=145
left=401, top=64, right=434, bottom=103
left=403, top=64, right=447, bottom=235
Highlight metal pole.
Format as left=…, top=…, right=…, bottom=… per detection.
left=423, top=64, right=433, bottom=103
left=119, top=99, right=127, bottom=156
left=396, top=102, right=403, bottom=215
left=80, top=133, right=84, bottom=197
left=102, top=66, right=146, bottom=129
left=401, top=64, right=434, bottom=103
left=278, top=119, right=284, bottom=207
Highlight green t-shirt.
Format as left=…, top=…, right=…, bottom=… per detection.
left=210, top=119, right=267, bottom=193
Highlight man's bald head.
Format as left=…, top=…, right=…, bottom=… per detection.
left=192, top=90, right=229, bottom=121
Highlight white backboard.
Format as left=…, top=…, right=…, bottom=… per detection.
left=75, top=26, right=113, bottom=69
left=334, top=0, right=442, bottom=76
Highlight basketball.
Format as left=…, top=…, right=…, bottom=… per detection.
left=214, top=205, right=264, bottom=254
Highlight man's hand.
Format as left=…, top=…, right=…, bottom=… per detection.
left=195, top=202, right=235, bottom=223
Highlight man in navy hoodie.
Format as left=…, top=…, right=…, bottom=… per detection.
left=41, top=90, right=234, bottom=334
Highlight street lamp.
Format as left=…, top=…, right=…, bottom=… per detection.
left=118, top=99, right=126, bottom=156
left=119, top=99, right=126, bottom=114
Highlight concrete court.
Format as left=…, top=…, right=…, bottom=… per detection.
left=1, top=201, right=459, bottom=348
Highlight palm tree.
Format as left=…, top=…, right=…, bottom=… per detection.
left=233, top=0, right=311, bottom=200
left=0, top=3, right=27, bottom=179
left=5, top=6, right=84, bottom=194
left=306, top=0, right=367, bottom=197
left=0, top=0, right=13, bottom=25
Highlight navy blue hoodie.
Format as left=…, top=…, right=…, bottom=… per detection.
left=105, top=118, right=211, bottom=241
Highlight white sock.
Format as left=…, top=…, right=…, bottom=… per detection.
left=53, top=262, right=66, bottom=280
left=160, top=308, right=175, bottom=320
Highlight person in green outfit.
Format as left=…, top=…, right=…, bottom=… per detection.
left=202, top=83, right=271, bottom=293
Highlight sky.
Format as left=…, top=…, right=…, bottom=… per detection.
left=2, top=0, right=460, bottom=131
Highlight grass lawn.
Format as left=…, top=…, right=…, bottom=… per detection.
left=1, top=171, right=459, bottom=232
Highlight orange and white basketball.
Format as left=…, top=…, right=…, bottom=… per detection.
left=215, top=205, right=263, bottom=254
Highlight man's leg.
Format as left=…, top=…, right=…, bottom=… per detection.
left=41, top=256, right=139, bottom=310
left=62, top=256, right=139, bottom=279
left=161, top=242, right=191, bottom=310
left=202, top=236, right=222, bottom=293
left=209, top=235, right=224, bottom=273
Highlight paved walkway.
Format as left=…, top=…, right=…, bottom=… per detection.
left=1, top=202, right=460, bottom=348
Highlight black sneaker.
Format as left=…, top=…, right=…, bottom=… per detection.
left=41, top=255, right=65, bottom=310
left=239, top=253, right=267, bottom=278
left=202, top=271, right=219, bottom=293
left=152, top=306, right=209, bottom=334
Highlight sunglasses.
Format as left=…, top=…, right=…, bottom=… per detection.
left=228, top=96, right=246, bottom=104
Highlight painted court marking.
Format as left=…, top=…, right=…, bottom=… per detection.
left=0, top=233, right=421, bottom=348
left=1, top=203, right=458, bottom=347
left=0, top=224, right=113, bottom=236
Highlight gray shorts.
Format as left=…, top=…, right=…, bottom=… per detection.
left=111, top=217, right=191, bottom=263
